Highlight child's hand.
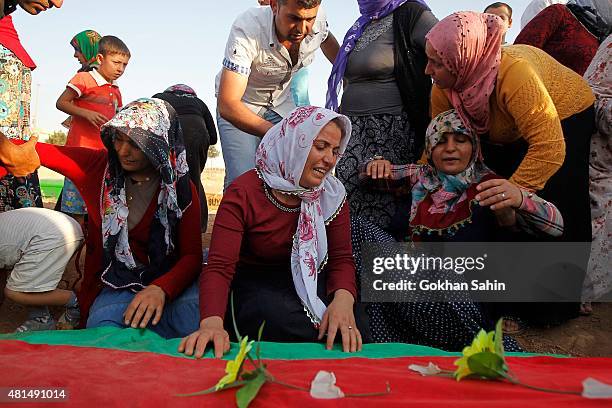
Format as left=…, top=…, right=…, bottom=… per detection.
left=366, top=159, right=392, bottom=180
left=82, top=110, right=109, bottom=128
left=475, top=178, right=523, bottom=210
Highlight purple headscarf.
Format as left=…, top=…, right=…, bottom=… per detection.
left=325, top=0, right=429, bottom=111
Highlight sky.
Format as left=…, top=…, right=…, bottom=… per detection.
left=13, top=0, right=532, bottom=135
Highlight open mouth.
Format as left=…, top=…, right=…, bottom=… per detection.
left=313, top=168, right=327, bottom=176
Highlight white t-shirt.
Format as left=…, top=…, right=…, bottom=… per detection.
left=215, top=6, right=329, bottom=118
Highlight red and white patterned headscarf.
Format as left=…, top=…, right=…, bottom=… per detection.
left=255, top=106, right=352, bottom=324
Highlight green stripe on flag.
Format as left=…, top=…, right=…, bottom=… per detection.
left=0, top=327, right=563, bottom=360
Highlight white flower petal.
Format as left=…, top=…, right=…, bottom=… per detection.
left=310, top=370, right=345, bottom=399
left=582, top=377, right=612, bottom=399
left=409, top=362, right=442, bottom=377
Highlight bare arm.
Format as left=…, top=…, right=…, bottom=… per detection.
left=321, top=32, right=340, bottom=64
left=217, top=69, right=274, bottom=137
left=359, top=159, right=421, bottom=193
left=56, top=88, right=108, bottom=128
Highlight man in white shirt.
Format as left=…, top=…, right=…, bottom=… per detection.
left=216, top=0, right=339, bottom=188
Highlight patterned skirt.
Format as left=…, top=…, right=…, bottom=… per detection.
left=0, top=44, right=41, bottom=212
left=60, top=178, right=87, bottom=215
left=350, top=216, right=521, bottom=352
left=337, top=112, right=421, bottom=234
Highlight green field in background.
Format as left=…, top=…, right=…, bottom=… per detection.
left=40, top=179, right=64, bottom=200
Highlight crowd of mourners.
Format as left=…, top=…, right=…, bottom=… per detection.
left=0, top=0, right=609, bottom=357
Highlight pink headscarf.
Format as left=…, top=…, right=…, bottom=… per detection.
left=425, top=11, right=504, bottom=134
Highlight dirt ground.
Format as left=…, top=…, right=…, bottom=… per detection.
left=513, top=303, right=612, bottom=357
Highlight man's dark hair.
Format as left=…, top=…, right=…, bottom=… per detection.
left=484, top=2, right=512, bottom=17
left=99, top=35, right=131, bottom=57
left=278, top=0, right=322, bottom=8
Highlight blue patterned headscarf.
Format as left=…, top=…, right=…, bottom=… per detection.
left=325, top=0, right=429, bottom=111
left=99, top=98, right=192, bottom=291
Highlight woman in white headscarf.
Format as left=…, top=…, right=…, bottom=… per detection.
left=180, top=106, right=366, bottom=358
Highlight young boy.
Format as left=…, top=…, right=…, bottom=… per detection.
left=55, top=35, right=130, bottom=224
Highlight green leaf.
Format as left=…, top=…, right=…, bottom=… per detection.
left=236, top=372, right=267, bottom=408
left=231, top=292, right=242, bottom=342
left=256, top=321, right=266, bottom=360
left=467, top=352, right=507, bottom=379
left=176, top=381, right=249, bottom=397
left=494, top=319, right=505, bottom=357
left=175, top=385, right=217, bottom=397
left=241, top=370, right=259, bottom=381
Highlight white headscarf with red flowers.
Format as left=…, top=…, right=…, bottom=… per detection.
left=255, top=106, right=352, bottom=323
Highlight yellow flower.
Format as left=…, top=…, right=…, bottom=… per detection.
left=215, top=336, right=254, bottom=391
left=454, top=329, right=496, bottom=381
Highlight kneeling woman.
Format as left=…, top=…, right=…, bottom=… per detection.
left=356, top=109, right=564, bottom=349
left=36, top=98, right=202, bottom=338
left=180, top=107, right=364, bottom=358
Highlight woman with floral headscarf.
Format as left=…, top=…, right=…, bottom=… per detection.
left=364, top=110, right=564, bottom=242
left=358, top=110, right=563, bottom=344
left=70, top=29, right=101, bottom=72
left=515, top=0, right=612, bottom=75
left=326, top=0, right=437, bottom=236
left=180, top=106, right=366, bottom=358
left=32, top=98, right=202, bottom=338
